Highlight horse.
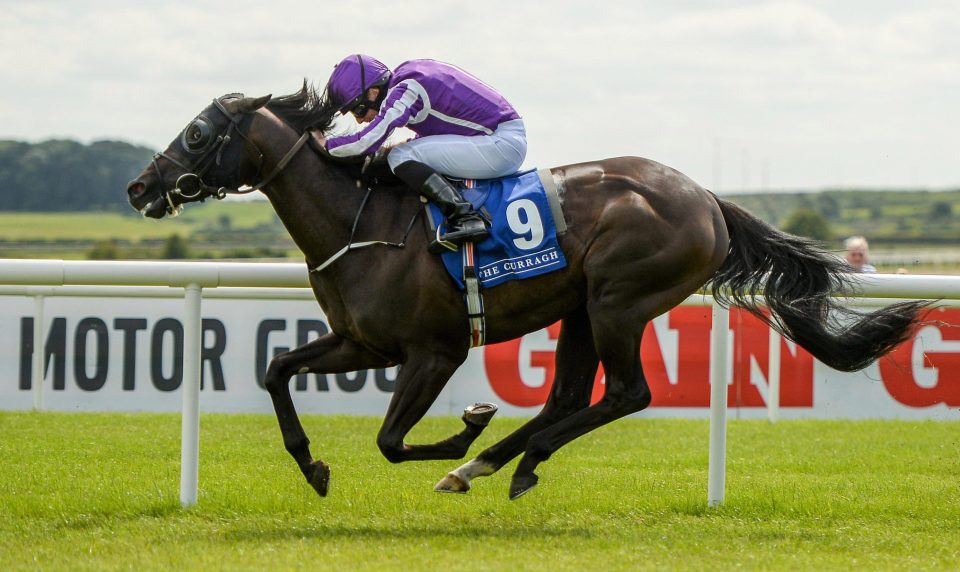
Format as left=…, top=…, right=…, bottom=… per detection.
left=126, top=88, right=929, bottom=500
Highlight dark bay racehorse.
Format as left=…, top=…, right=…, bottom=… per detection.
left=126, top=89, right=928, bottom=499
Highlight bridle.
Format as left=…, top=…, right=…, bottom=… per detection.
left=149, top=94, right=309, bottom=217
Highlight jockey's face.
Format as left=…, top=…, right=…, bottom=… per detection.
left=353, top=87, right=380, bottom=124
left=356, top=107, right=377, bottom=124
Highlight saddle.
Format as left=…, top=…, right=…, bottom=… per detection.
left=426, top=169, right=568, bottom=288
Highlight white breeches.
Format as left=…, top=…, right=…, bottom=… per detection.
left=387, top=119, right=527, bottom=179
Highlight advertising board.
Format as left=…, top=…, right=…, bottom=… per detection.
left=2, top=295, right=957, bottom=419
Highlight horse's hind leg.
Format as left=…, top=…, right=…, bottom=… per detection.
left=375, top=349, right=495, bottom=463
left=436, top=305, right=599, bottom=493
left=509, top=313, right=653, bottom=499
left=264, top=333, right=390, bottom=497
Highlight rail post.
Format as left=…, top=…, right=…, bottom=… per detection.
left=708, top=300, right=729, bottom=507
left=767, top=327, right=781, bottom=422
left=180, top=283, right=202, bottom=507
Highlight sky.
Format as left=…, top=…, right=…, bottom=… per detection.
left=1, top=0, right=958, bottom=193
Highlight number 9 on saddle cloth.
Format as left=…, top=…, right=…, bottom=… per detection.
left=429, top=168, right=568, bottom=290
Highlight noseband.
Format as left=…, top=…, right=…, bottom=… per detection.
left=150, top=95, right=309, bottom=216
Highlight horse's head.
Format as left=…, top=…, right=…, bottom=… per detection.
left=126, top=93, right=272, bottom=218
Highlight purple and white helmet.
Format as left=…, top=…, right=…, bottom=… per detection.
left=326, top=54, right=392, bottom=113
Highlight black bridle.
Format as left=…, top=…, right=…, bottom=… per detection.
left=149, top=94, right=309, bottom=216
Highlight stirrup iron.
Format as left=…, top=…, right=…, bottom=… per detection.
left=430, top=226, right=458, bottom=253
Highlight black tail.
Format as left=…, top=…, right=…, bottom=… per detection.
left=705, top=197, right=930, bottom=372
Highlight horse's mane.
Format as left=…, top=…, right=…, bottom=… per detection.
left=261, top=79, right=393, bottom=184
left=265, top=79, right=337, bottom=134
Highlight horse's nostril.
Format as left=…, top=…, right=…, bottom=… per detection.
left=127, top=181, right=146, bottom=198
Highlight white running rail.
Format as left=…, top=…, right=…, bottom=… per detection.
left=2, top=259, right=957, bottom=508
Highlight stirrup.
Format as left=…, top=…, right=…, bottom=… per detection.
left=427, top=221, right=489, bottom=254
left=429, top=226, right=458, bottom=254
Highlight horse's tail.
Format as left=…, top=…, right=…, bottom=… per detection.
left=704, top=196, right=930, bottom=372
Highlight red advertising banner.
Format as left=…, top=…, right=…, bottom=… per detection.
left=879, top=308, right=960, bottom=407
left=484, top=306, right=959, bottom=412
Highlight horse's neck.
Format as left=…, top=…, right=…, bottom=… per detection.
left=248, top=111, right=410, bottom=275
left=251, top=130, right=362, bottom=268
left=268, top=166, right=362, bottom=266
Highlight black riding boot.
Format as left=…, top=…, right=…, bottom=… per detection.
left=420, top=173, right=489, bottom=246
left=392, top=161, right=489, bottom=251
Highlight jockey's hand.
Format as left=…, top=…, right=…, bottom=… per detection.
left=361, top=149, right=386, bottom=176
left=315, top=138, right=364, bottom=165
left=312, top=133, right=333, bottom=158
left=361, top=148, right=402, bottom=186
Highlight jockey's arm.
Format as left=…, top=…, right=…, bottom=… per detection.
left=324, top=82, right=422, bottom=159
left=312, top=132, right=363, bottom=165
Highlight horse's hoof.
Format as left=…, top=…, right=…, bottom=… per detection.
left=435, top=473, right=470, bottom=494
left=306, top=460, right=330, bottom=497
left=509, top=473, right=539, bottom=500
left=463, top=402, right=498, bottom=427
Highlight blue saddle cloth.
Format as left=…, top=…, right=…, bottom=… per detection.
left=428, top=169, right=567, bottom=289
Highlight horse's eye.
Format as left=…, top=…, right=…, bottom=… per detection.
left=182, top=118, right=213, bottom=153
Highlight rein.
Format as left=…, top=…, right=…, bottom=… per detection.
left=149, top=96, right=309, bottom=217
left=152, top=94, right=417, bottom=271
left=310, top=187, right=421, bottom=273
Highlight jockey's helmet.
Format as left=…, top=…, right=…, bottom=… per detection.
left=327, top=54, right=392, bottom=115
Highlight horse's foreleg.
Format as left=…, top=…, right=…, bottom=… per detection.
left=264, top=333, right=390, bottom=497
left=375, top=350, right=486, bottom=463
left=436, top=306, right=599, bottom=493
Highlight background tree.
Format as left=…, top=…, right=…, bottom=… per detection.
left=87, top=239, right=122, bottom=260
left=162, top=233, right=190, bottom=259
left=782, top=208, right=832, bottom=242
left=0, top=139, right=154, bottom=212
left=816, top=193, right=841, bottom=220
left=929, top=201, right=952, bottom=221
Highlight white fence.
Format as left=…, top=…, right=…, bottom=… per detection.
left=2, top=259, right=958, bottom=508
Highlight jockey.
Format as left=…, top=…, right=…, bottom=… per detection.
left=323, top=54, right=527, bottom=248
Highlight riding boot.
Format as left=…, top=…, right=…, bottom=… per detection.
left=420, top=173, right=489, bottom=247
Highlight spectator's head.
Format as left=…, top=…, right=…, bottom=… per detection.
left=844, top=236, right=870, bottom=271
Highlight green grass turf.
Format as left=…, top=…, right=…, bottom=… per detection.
left=1, top=413, right=957, bottom=570
left=0, top=202, right=276, bottom=242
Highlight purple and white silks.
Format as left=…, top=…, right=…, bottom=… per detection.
left=325, top=59, right=526, bottom=179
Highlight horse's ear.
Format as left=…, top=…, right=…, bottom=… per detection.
left=224, top=94, right=272, bottom=114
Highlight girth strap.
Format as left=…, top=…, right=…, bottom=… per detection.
left=422, top=197, right=486, bottom=346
